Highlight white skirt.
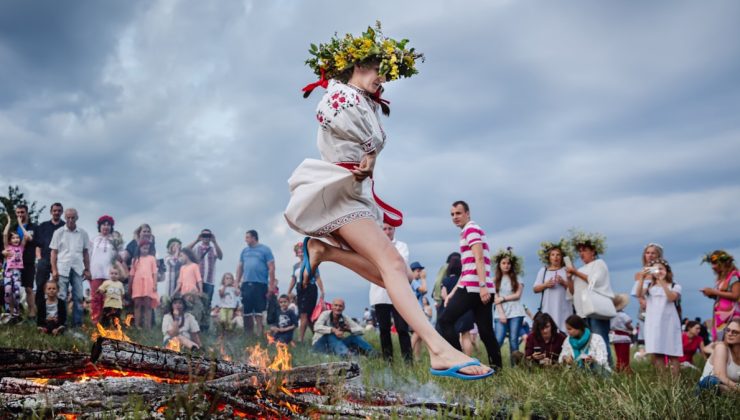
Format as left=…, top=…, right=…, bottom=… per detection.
left=284, top=159, right=383, bottom=237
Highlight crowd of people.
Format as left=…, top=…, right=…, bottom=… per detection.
left=2, top=199, right=737, bottom=392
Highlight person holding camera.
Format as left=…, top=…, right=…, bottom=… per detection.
left=636, top=258, right=682, bottom=376
left=187, top=229, right=223, bottom=315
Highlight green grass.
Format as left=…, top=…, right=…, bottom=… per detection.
left=2, top=318, right=739, bottom=419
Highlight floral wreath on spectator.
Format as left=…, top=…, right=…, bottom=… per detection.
left=302, top=21, right=424, bottom=97
left=702, top=250, right=734, bottom=265
left=492, top=247, right=524, bottom=276
left=569, top=229, right=607, bottom=256
left=537, top=238, right=574, bottom=265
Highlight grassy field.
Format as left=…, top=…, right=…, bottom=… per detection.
left=1, top=318, right=738, bottom=419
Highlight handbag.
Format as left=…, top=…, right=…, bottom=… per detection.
left=580, top=277, right=616, bottom=320
left=310, top=297, right=331, bottom=323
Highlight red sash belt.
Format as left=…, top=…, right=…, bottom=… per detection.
left=335, top=162, right=403, bottom=227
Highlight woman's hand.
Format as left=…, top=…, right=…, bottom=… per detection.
left=498, top=314, right=507, bottom=324
left=562, top=355, right=574, bottom=365
left=479, top=288, right=491, bottom=304
left=701, top=287, right=716, bottom=297
left=351, top=153, right=376, bottom=181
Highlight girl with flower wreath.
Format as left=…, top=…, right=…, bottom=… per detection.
left=492, top=248, right=527, bottom=365
left=630, top=243, right=664, bottom=346
left=532, top=240, right=574, bottom=332
left=285, top=23, right=491, bottom=379
left=700, top=250, right=740, bottom=341
left=565, top=230, right=615, bottom=365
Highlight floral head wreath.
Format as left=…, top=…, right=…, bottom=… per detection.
left=97, top=215, right=115, bottom=227
left=302, top=21, right=424, bottom=99
left=648, top=258, right=672, bottom=271
left=492, top=247, right=524, bottom=276
left=702, top=250, right=734, bottom=265
left=537, top=238, right=574, bottom=265
left=568, top=229, right=607, bottom=257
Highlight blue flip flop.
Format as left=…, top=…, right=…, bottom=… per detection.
left=299, top=237, right=317, bottom=286
left=429, top=359, right=494, bottom=380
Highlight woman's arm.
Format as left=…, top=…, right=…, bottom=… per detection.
left=705, top=282, right=740, bottom=301
left=191, top=331, right=201, bottom=347
left=712, top=343, right=739, bottom=388
left=635, top=278, right=646, bottom=298
left=316, top=274, right=325, bottom=297
left=287, top=273, right=296, bottom=295
left=659, top=280, right=679, bottom=302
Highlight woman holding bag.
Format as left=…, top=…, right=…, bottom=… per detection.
left=566, top=231, right=615, bottom=365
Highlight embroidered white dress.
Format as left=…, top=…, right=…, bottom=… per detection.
left=285, top=80, right=386, bottom=237
left=644, top=283, right=682, bottom=357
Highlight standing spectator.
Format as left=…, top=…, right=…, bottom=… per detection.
left=50, top=208, right=91, bottom=328
left=437, top=201, right=503, bottom=372
left=10, top=205, right=38, bottom=317
left=89, top=215, right=117, bottom=324
left=97, top=264, right=127, bottom=328
left=236, top=230, right=276, bottom=337
left=123, top=224, right=156, bottom=267
left=700, top=250, right=740, bottom=341
left=492, top=247, right=527, bottom=366
left=566, top=231, right=614, bottom=365
left=422, top=297, right=433, bottom=323
left=175, top=248, right=202, bottom=295
left=610, top=294, right=633, bottom=373
left=187, top=229, right=223, bottom=313
left=410, top=261, right=428, bottom=359
left=287, top=241, right=325, bottom=343
left=525, top=313, right=566, bottom=366
left=636, top=258, right=682, bottom=375
left=559, top=315, right=611, bottom=373
left=431, top=253, right=461, bottom=314
left=3, top=211, right=32, bottom=321
left=129, top=239, right=158, bottom=329
left=631, top=243, right=664, bottom=347
left=370, top=223, right=413, bottom=363
left=533, top=240, right=573, bottom=332
left=158, top=238, right=182, bottom=303
left=33, top=203, right=65, bottom=317
left=681, top=320, right=707, bottom=368
left=697, top=318, right=740, bottom=394
left=36, top=281, right=65, bottom=335
left=218, top=273, right=240, bottom=331
left=439, top=255, right=475, bottom=356
left=312, top=298, right=374, bottom=356
left=269, top=294, right=298, bottom=344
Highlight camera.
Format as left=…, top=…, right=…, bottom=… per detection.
left=649, top=267, right=660, bottom=274
left=201, top=233, right=212, bottom=239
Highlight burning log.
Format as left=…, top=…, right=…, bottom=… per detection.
left=207, top=361, right=361, bottom=391
left=0, top=378, right=58, bottom=395
left=0, top=347, right=93, bottom=379
left=91, top=337, right=260, bottom=381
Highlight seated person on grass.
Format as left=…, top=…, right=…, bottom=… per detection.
left=269, top=294, right=298, bottom=344
left=312, top=298, right=374, bottom=357
left=37, top=281, right=66, bottom=335
left=162, top=296, right=201, bottom=350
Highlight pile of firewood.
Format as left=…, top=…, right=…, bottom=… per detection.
left=0, top=338, right=473, bottom=418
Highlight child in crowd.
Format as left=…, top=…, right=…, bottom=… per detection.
left=232, top=306, right=244, bottom=330
left=129, top=240, right=158, bottom=329
left=175, top=248, right=202, bottom=295
left=3, top=213, right=32, bottom=320
left=610, top=294, right=633, bottom=372
left=218, top=273, right=240, bottom=331
left=36, top=281, right=66, bottom=335
left=288, top=293, right=298, bottom=316
left=269, top=294, right=298, bottom=344
left=636, top=258, right=682, bottom=375
left=98, top=264, right=127, bottom=327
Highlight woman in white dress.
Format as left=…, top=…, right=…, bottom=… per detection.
left=285, top=24, right=491, bottom=379
left=630, top=243, right=664, bottom=345
left=635, top=258, right=682, bottom=375
left=533, top=241, right=573, bottom=332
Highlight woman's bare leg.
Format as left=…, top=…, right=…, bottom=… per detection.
left=460, top=332, right=473, bottom=356
left=321, top=218, right=490, bottom=375
left=299, top=313, right=309, bottom=342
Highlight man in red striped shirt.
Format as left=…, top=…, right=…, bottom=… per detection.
left=436, top=201, right=502, bottom=370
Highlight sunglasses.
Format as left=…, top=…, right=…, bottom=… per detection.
left=726, top=329, right=740, bottom=335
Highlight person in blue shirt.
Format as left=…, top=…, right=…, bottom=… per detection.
left=235, top=230, right=276, bottom=337
left=270, top=294, right=298, bottom=344
left=410, top=261, right=428, bottom=359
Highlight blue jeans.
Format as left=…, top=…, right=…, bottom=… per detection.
left=58, top=269, right=84, bottom=327
left=495, top=316, right=524, bottom=365
left=586, top=317, right=612, bottom=366
left=312, top=333, right=374, bottom=357
left=696, top=375, right=721, bottom=395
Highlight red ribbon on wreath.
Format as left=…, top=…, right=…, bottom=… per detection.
left=302, top=68, right=329, bottom=98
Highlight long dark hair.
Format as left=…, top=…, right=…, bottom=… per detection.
left=446, top=255, right=462, bottom=278
left=565, top=314, right=587, bottom=333
left=494, top=257, right=519, bottom=294
left=532, top=313, right=559, bottom=343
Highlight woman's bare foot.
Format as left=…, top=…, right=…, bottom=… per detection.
left=429, top=349, right=493, bottom=376
left=303, top=238, right=326, bottom=287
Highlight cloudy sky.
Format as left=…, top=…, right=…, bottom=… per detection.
left=2, top=0, right=739, bottom=321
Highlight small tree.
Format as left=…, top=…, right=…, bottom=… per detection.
left=0, top=185, right=46, bottom=232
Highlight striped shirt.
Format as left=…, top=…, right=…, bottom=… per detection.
left=458, top=221, right=494, bottom=292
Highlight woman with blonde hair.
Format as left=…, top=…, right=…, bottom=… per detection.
left=285, top=24, right=491, bottom=379
left=700, top=251, right=740, bottom=341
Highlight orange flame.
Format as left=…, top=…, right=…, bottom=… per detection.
left=165, top=338, right=181, bottom=352
left=124, top=314, right=134, bottom=327
left=91, top=318, right=132, bottom=342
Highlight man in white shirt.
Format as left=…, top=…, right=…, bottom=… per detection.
left=369, top=223, right=412, bottom=362
left=50, top=208, right=91, bottom=328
